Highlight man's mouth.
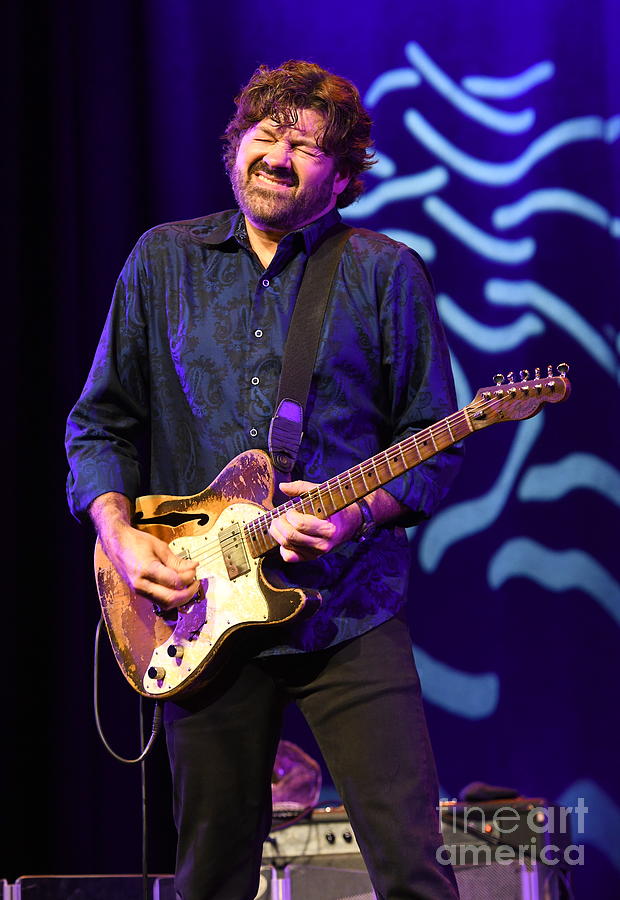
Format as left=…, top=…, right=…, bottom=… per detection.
left=251, top=165, right=296, bottom=190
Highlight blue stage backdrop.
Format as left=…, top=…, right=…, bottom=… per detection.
left=7, top=1, right=618, bottom=896
left=340, top=22, right=620, bottom=899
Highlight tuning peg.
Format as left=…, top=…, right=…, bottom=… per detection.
left=507, top=371, right=515, bottom=383
left=547, top=364, right=553, bottom=377
left=494, top=373, right=505, bottom=385
left=557, top=362, right=570, bottom=376
left=534, top=367, right=541, bottom=379
left=519, top=369, right=530, bottom=381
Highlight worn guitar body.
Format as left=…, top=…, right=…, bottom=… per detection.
left=95, top=366, right=571, bottom=700
left=95, top=450, right=319, bottom=699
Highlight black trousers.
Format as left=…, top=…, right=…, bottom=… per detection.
left=164, top=616, right=460, bottom=900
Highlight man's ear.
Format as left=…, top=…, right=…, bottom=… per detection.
left=332, top=169, right=351, bottom=200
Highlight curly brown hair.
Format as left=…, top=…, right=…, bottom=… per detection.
left=222, top=60, right=375, bottom=208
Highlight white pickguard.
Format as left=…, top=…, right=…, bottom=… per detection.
left=143, top=503, right=268, bottom=694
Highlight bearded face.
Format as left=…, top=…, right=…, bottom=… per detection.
left=231, top=110, right=349, bottom=233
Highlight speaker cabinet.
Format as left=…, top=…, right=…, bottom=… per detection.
left=153, top=866, right=274, bottom=900
left=454, top=862, right=541, bottom=900
left=264, top=799, right=572, bottom=899
left=275, top=864, right=374, bottom=900
left=13, top=876, right=161, bottom=899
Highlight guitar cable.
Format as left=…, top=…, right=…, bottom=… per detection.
left=93, top=618, right=164, bottom=900
left=93, top=618, right=163, bottom=763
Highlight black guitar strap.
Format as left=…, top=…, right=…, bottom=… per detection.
left=268, top=223, right=355, bottom=473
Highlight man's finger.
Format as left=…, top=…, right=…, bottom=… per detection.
left=143, top=558, right=198, bottom=591
left=269, top=516, right=333, bottom=553
left=158, top=543, right=199, bottom=581
left=279, top=480, right=316, bottom=495
left=285, top=508, right=335, bottom=537
left=136, top=579, right=200, bottom=609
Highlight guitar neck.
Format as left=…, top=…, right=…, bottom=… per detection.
left=244, top=404, right=475, bottom=558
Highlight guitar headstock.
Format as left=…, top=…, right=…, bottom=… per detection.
left=468, top=364, right=571, bottom=429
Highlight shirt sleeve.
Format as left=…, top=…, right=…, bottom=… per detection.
left=378, top=244, right=464, bottom=524
left=65, top=239, right=150, bottom=521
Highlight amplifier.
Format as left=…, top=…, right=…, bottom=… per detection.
left=265, top=807, right=362, bottom=862
left=439, top=797, right=573, bottom=867
left=10, top=872, right=274, bottom=900
left=12, top=875, right=162, bottom=899
left=264, top=799, right=573, bottom=899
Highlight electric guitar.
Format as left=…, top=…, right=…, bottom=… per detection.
left=95, top=365, right=571, bottom=699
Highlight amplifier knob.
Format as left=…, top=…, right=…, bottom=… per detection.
left=325, top=831, right=336, bottom=844
left=343, top=830, right=353, bottom=843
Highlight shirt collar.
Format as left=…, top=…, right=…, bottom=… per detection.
left=295, top=206, right=343, bottom=254
left=197, top=207, right=343, bottom=255
left=190, top=210, right=240, bottom=246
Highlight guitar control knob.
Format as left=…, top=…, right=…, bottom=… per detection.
left=325, top=831, right=336, bottom=844
left=148, top=666, right=166, bottom=681
left=167, top=645, right=184, bottom=659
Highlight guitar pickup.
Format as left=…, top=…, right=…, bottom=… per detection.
left=219, top=523, right=251, bottom=580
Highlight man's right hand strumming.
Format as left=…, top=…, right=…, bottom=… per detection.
left=89, top=492, right=199, bottom=610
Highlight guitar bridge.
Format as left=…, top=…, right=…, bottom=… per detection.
left=219, top=523, right=251, bottom=580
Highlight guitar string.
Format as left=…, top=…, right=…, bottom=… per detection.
left=236, top=382, right=559, bottom=553
left=181, top=382, right=562, bottom=569
left=172, top=382, right=562, bottom=571
left=183, top=406, right=475, bottom=568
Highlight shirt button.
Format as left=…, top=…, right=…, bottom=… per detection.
left=249, top=428, right=258, bottom=437
left=254, top=329, right=263, bottom=338
left=262, top=278, right=270, bottom=288
left=251, top=376, right=260, bottom=385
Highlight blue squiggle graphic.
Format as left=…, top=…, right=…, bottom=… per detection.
left=519, top=453, right=620, bottom=508
left=556, top=780, right=620, bottom=872
left=413, top=643, right=500, bottom=719
left=418, top=415, right=545, bottom=571
left=371, top=151, right=397, bottom=179
left=345, top=168, right=449, bottom=218
left=488, top=539, right=620, bottom=626
left=447, top=349, right=472, bottom=410
left=424, top=196, right=536, bottom=263
left=380, top=229, right=437, bottom=262
left=404, top=111, right=620, bottom=185
left=485, top=279, right=620, bottom=381
left=437, top=293, right=545, bottom=350
left=462, top=61, right=555, bottom=99
left=493, top=188, right=620, bottom=236
left=364, top=67, right=422, bottom=108
left=405, top=42, right=535, bottom=134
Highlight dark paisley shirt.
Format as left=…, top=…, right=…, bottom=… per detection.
left=65, top=207, right=462, bottom=654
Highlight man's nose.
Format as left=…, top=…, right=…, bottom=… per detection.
left=263, top=141, right=292, bottom=168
